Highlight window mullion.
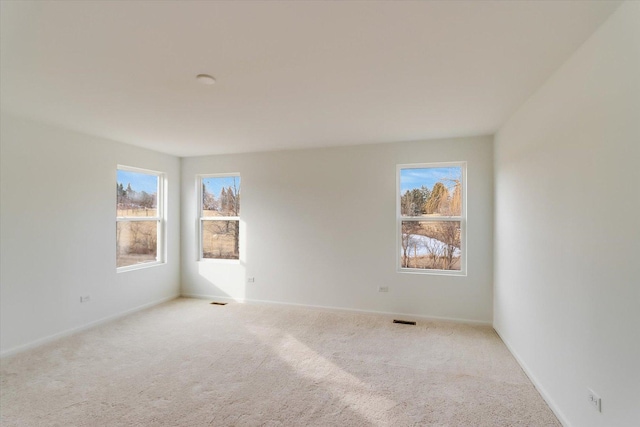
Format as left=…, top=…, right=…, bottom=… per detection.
left=401, top=216, right=462, bottom=222
left=201, top=216, right=239, bottom=221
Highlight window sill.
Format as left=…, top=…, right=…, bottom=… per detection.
left=117, top=261, right=165, bottom=273
left=198, top=258, right=240, bottom=264
left=397, top=268, right=467, bottom=277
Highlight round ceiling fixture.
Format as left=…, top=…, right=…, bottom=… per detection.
left=196, top=74, right=216, bottom=85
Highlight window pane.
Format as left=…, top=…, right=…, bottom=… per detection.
left=202, top=176, right=240, bottom=217
left=116, top=221, right=158, bottom=267
left=202, top=220, right=239, bottom=259
left=400, top=221, right=461, bottom=270
left=117, top=170, right=158, bottom=217
left=400, top=167, right=462, bottom=217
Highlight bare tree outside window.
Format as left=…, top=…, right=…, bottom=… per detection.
left=398, top=165, right=465, bottom=273
left=200, top=175, right=240, bottom=260
left=116, top=168, right=162, bottom=269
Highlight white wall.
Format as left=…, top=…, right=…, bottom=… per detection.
left=494, top=2, right=640, bottom=426
left=181, top=136, right=493, bottom=323
left=0, top=113, right=181, bottom=355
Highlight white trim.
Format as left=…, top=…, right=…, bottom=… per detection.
left=197, top=258, right=240, bottom=265
left=398, top=160, right=467, bottom=169
left=396, top=162, right=467, bottom=276
left=201, top=216, right=240, bottom=221
left=0, top=295, right=178, bottom=359
left=116, top=259, right=165, bottom=273
left=198, top=172, right=242, bottom=179
left=181, top=293, right=492, bottom=326
left=399, top=266, right=466, bottom=276
left=493, top=326, right=570, bottom=427
left=197, top=173, right=241, bottom=261
left=116, top=165, right=166, bottom=271
left=116, top=217, right=161, bottom=222
left=402, top=216, right=462, bottom=221
left=116, top=164, right=164, bottom=176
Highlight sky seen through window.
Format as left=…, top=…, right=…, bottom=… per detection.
left=117, top=170, right=158, bottom=194
left=400, top=167, right=461, bottom=193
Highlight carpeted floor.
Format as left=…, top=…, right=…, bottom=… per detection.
left=1, top=298, right=559, bottom=426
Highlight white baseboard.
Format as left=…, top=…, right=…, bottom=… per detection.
left=0, top=294, right=179, bottom=359
left=493, top=326, right=570, bottom=427
left=181, top=293, right=492, bottom=326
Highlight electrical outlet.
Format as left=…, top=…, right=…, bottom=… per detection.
left=587, top=389, right=601, bottom=412
left=247, top=277, right=255, bottom=283
left=378, top=286, right=389, bottom=293
left=80, top=295, right=91, bottom=303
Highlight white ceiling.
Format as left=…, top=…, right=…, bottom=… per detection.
left=0, top=1, right=621, bottom=157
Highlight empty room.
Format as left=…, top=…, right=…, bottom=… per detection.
left=1, top=1, right=638, bottom=426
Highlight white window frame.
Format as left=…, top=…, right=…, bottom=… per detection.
left=116, top=165, right=165, bottom=272
left=198, top=173, right=241, bottom=263
left=396, top=161, right=467, bottom=276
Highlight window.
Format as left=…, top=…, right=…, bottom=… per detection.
left=199, top=174, right=241, bottom=260
left=116, top=166, right=164, bottom=270
left=397, top=163, right=466, bottom=274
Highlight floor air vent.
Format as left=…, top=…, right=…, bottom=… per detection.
left=393, top=319, right=416, bottom=325
left=210, top=302, right=228, bottom=306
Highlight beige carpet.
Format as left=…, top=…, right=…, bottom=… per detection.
left=1, top=298, right=559, bottom=426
